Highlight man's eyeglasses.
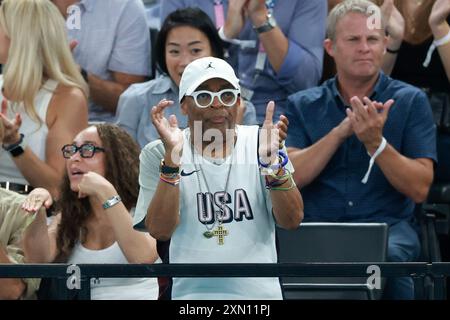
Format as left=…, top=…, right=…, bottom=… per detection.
left=188, top=89, right=239, bottom=108
left=61, top=143, right=105, bottom=159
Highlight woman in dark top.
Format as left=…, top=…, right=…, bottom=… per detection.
left=379, top=0, right=449, bottom=87
left=377, top=0, right=450, bottom=182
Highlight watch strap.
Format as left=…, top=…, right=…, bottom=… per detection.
left=9, top=145, right=25, bottom=157
left=253, top=14, right=277, bottom=34
left=2, top=133, right=26, bottom=157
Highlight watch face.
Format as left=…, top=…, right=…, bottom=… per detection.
left=9, top=146, right=24, bottom=157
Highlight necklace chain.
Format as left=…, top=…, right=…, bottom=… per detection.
left=187, top=128, right=235, bottom=233
left=192, top=144, right=233, bottom=232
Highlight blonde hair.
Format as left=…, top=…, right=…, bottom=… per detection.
left=0, top=0, right=88, bottom=123
left=327, top=0, right=387, bottom=41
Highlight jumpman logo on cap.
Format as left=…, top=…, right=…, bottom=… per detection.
left=206, top=62, right=214, bottom=69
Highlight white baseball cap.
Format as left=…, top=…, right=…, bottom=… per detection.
left=178, top=57, right=240, bottom=103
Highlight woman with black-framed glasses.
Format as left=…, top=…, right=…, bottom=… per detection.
left=21, top=124, right=159, bottom=300
left=61, top=143, right=106, bottom=159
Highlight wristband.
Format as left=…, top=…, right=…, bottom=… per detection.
left=160, top=174, right=180, bottom=187
left=258, top=150, right=288, bottom=169
left=270, top=175, right=297, bottom=191
left=423, top=29, right=450, bottom=67
left=361, top=137, right=387, bottom=184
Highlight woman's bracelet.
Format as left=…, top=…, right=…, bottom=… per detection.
left=102, top=195, right=122, bottom=209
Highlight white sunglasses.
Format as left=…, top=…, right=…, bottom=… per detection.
left=188, top=89, right=240, bottom=108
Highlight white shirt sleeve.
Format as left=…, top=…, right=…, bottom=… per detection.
left=133, top=140, right=166, bottom=230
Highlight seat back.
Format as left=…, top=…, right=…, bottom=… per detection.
left=277, top=222, right=389, bottom=300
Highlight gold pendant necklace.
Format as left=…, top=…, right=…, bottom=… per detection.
left=211, top=225, right=229, bottom=245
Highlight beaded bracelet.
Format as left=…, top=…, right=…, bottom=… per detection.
left=161, top=172, right=180, bottom=180
left=259, top=150, right=288, bottom=168
left=271, top=166, right=286, bottom=177
left=159, top=174, right=180, bottom=186
left=265, top=177, right=288, bottom=189
left=269, top=167, right=292, bottom=180
left=265, top=168, right=294, bottom=189
left=270, top=175, right=297, bottom=191
left=259, top=150, right=289, bottom=173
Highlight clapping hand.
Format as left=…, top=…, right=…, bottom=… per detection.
left=246, top=0, right=267, bottom=21
left=381, top=0, right=405, bottom=45
left=0, top=99, right=22, bottom=145
left=347, top=97, right=394, bottom=155
left=151, top=99, right=184, bottom=166
left=258, top=101, right=287, bottom=166
left=429, top=0, right=450, bottom=32
left=334, top=116, right=354, bottom=142
left=224, top=0, right=249, bottom=39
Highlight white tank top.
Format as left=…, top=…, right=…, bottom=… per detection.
left=0, top=76, right=58, bottom=185
left=67, top=241, right=159, bottom=300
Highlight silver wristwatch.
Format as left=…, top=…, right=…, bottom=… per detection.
left=102, top=195, right=122, bottom=209
left=253, top=14, right=277, bottom=34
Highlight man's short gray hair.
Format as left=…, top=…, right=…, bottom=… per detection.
left=327, top=0, right=386, bottom=41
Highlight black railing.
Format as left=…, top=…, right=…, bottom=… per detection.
left=1, top=262, right=449, bottom=300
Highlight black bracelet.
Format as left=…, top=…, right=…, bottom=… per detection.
left=2, top=133, right=24, bottom=151
left=80, top=68, right=89, bottom=82
left=160, top=159, right=180, bottom=174
left=386, top=47, right=400, bottom=54
left=4, top=134, right=26, bottom=157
